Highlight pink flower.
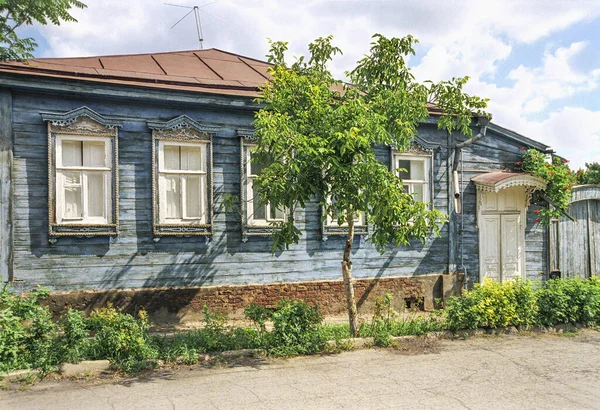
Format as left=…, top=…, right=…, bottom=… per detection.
left=534, top=219, right=541, bottom=223
left=534, top=209, right=540, bottom=214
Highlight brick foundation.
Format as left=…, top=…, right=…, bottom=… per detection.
left=42, top=273, right=463, bottom=323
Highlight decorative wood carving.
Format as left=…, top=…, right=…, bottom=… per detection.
left=44, top=107, right=120, bottom=240
left=149, top=116, right=218, bottom=238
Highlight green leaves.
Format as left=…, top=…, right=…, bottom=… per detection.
left=0, top=0, right=87, bottom=60
left=577, top=162, right=600, bottom=185
left=253, top=33, right=488, bottom=253
left=517, top=149, right=577, bottom=223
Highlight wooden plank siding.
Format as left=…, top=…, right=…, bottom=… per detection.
left=0, top=89, right=13, bottom=282
left=558, top=186, right=600, bottom=278
left=7, top=88, right=549, bottom=291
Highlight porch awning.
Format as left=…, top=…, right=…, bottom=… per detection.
left=471, top=171, right=547, bottom=192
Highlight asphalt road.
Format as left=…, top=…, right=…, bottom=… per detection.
left=3, top=331, right=600, bottom=409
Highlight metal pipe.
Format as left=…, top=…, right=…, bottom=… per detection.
left=451, top=115, right=490, bottom=172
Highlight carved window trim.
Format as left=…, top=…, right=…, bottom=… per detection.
left=391, top=143, right=434, bottom=208
left=149, top=116, right=218, bottom=238
left=43, top=107, right=120, bottom=239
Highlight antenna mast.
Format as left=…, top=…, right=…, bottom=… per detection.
left=193, top=6, right=204, bottom=50
left=166, top=2, right=218, bottom=50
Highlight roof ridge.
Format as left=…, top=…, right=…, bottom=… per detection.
left=210, top=48, right=271, bottom=65
left=30, top=48, right=272, bottom=65
left=34, top=49, right=207, bottom=60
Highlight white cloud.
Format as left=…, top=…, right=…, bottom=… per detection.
left=30, top=0, right=600, bottom=168
left=521, top=107, right=600, bottom=169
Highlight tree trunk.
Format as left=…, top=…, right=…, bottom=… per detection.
left=342, top=207, right=359, bottom=337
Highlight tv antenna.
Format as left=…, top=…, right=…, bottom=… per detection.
left=165, top=1, right=219, bottom=50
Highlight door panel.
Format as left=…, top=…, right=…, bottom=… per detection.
left=501, top=214, right=522, bottom=281
left=480, top=215, right=501, bottom=282
left=498, top=187, right=520, bottom=212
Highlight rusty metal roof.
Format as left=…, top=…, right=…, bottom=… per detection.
left=0, top=48, right=272, bottom=98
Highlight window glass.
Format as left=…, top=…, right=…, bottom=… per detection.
left=250, top=160, right=266, bottom=176
left=64, top=172, right=82, bottom=219
left=252, top=185, right=266, bottom=220
left=185, top=175, right=201, bottom=218
left=397, top=159, right=411, bottom=179
left=181, top=146, right=202, bottom=171
left=165, top=175, right=181, bottom=219
left=270, top=206, right=285, bottom=221
left=62, top=141, right=82, bottom=167
left=410, top=160, right=425, bottom=180
left=87, top=172, right=105, bottom=217
left=164, top=145, right=180, bottom=170
left=84, top=141, right=105, bottom=167
left=412, top=184, right=424, bottom=202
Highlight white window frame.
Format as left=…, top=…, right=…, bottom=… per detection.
left=55, top=135, right=113, bottom=225
left=157, top=141, right=208, bottom=225
left=392, top=152, right=431, bottom=204
left=245, top=144, right=286, bottom=226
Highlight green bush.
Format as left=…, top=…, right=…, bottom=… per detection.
left=244, top=302, right=273, bottom=335
left=58, top=309, right=90, bottom=363
left=267, top=299, right=325, bottom=356
left=87, top=305, right=157, bottom=372
left=536, top=278, right=600, bottom=326
left=370, top=294, right=395, bottom=346
left=445, top=279, right=537, bottom=330
left=0, top=286, right=60, bottom=374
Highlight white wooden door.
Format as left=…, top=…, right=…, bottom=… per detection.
left=501, top=214, right=522, bottom=281
left=478, top=187, right=525, bottom=282
left=480, top=215, right=501, bottom=281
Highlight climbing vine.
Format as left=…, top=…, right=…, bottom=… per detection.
left=515, top=149, right=577, bottom=224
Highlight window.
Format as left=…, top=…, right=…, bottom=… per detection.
left=149, top=115, right=217, bottom=237
left=392, top=153, right=431, bottom=203
left=44, top=108, right=120, bottom=238
left=157, top=142, right=208, bottom=224
left=244, top=144, right=286, bottom=225
left=55, top=136, right=113, bottom=224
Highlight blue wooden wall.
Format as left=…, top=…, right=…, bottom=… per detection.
left=7, top=87, right=548, bottom=290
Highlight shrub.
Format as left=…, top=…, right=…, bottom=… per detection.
left=58, top=309, right=90, bottom=363
left=371, top=294, right=395, bottom=347
left=445, top=279, right=537, bottom=330
left=0, top=286, right=60, bottom=374
left=268, top=299, right=324, bottom=356
left=87, top=305, right=157, bottom=372
left=244, top=302, right=273, bottom=335
left=536, top=278, right=600, bottom=326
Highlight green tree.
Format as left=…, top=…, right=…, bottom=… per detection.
left=252, top=34, right=488, bottom=336
left=0, top=0, right=86, bottom=60
left=578, top=162, right=600, bottom=185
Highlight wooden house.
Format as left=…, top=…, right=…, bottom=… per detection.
left=0, top=49, right=559, bottom=318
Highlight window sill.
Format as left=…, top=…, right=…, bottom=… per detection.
left=49, top=223, right=118, bottom=240
left=153, top=224, right=212, bottom=237
left=241, top=224, right=284, bottom=242
left=323, top=224, right=369, bottom=236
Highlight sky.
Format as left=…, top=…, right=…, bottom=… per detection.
left=20, top=0, right=600, bottom=169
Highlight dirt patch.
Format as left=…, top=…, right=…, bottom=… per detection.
left=389, top=337, right=441, bottom=355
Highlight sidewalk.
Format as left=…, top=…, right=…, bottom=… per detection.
left=3, top=330, right=600, bottom=409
